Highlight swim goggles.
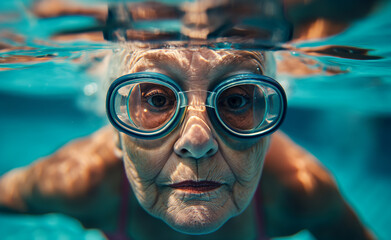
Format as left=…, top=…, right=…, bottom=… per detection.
left=106, top=72, right=287, bottom=139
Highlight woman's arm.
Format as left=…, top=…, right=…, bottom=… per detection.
left=0, top=127, right=123, bottom=221
left=262, top=132, right=375, bottom=239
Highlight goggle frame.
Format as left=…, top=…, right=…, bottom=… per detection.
left=106, top=72, right=287, bottom=139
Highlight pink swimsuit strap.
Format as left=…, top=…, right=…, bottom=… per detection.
left=104, top=167, right=131, bottom=240
left=254, top=185, right=270, bottom=240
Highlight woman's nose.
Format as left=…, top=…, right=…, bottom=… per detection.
left=174, top=115, right=218, bottom=159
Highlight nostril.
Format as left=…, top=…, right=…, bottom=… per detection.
left=206, top=149, right=215, bottom=156
left=173, top=121, right=218, bottom=159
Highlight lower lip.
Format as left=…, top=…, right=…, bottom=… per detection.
left=170, top=181, right=222, bottom=193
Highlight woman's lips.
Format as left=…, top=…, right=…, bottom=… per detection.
left=170, top=181, right=222, bottom=193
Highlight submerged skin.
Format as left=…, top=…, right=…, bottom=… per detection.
left=0, top=49, right=374, bottom=240
left=118, top=49, right=272, bottom=235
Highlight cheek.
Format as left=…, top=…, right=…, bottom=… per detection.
left=120, top=132, right=180, bottom=176
left=121, top=135, right=168, bottom=180
left=220, top=136, right=270, bottom=207
left=120, top=133, right=178, bottom=209
left=221, top=136, right=270, bottom=180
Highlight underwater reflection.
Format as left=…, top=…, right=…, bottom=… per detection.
left=0, top=0, right=385, bottom=68
left=26, top=0, right=381, bottom=44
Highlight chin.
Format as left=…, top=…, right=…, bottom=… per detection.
left=163, top=205, right=232, bottom=235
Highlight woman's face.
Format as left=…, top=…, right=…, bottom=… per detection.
left=118, top=49, right=271, bottom=234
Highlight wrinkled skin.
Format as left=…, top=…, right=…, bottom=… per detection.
left=118, top=49, right=271, bottom=234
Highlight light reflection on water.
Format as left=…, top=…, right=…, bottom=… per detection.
left=1, top=0, right=390, bottom=113
left=1, top=0, right=391, bottom=240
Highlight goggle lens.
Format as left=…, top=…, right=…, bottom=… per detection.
left=217, top=84, right=266, bottom=132
left=112, top=81, right=178, bottom=132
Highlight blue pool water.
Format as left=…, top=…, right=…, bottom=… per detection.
left=1, top=0, right=391, bottom=239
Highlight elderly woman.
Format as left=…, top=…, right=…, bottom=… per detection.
left=0, top=48, right=374, bottom=240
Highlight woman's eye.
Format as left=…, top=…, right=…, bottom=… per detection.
left=224, top=94, right=249, bottom=109
left=147, top=94, right=167, bottom=107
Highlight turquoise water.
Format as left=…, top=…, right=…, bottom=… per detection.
left=1, top=0, right=391, bottom=239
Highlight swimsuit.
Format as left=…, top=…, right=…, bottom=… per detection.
left=103, top=169, right=131, bottom=240
left=254, top=186, right=270, bottom=240
left=104, top=171, right=269, bottom=240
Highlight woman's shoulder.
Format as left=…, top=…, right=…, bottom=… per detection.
left=260, top=132, right=339, bottom=234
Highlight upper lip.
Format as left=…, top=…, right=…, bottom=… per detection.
left=169, top=180, right=222, bottom=191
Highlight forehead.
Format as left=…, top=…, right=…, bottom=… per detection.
left=125, top=49, right=269, bottom=89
